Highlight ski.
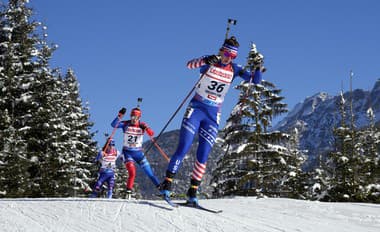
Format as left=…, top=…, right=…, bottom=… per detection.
left=163, top=195, right=178, bottom=208
left=177, top=202, right=223, bottom=214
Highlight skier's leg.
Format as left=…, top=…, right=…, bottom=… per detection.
left=167, top=116, right=200, bottom=173
left=137, top=156, right=160, bottom=187
left=196, top=120, right=218, bottom=163
left=91, top=171, right=106, bottom=198
left=106, top=173, right=115, bottom=199
left=125, top=161, right=136, bottom=191
left=160, top=108, right=201, bottom=194
left=187, top=119, right=218, bottom=203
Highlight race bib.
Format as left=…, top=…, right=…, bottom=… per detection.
left=101, top=150, right=118, bottom=169
left=123, top=126, right=144, bottom=148
left=195, top=65, right=233, bottom=105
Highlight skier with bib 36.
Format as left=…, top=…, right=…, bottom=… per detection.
left=159, top=36, right=263, bottom=205
left=112, top=107, right=160, bottom=197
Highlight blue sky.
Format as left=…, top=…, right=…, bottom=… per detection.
left=30, top=0, right=380, bottom=148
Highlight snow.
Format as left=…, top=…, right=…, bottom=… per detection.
left=18, top=126, right=31, bottom=131
left=0, top=197, right=379, bottom=232
left=236, top=143, right=247, bottom=153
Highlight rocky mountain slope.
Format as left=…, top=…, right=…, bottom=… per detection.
left=273, top=79, right=380, bottom=169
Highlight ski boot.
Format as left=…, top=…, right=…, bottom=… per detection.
left=159, top=171, right=175, bottom=197
left=106, top=189, right=113, bottom=199
left=89, top=187, right=100, bottom=198
left=186, top=186, right=199, bottom=206
left=126, top=189, right=133, bottom=200
left=186, top=179, right=201, bottom=207
left=159, top=178, right=172, bottom=198
left=159, top=171, right=178, bottom=206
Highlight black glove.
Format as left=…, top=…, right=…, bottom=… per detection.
left=204, top=55, right=220, bottom=65
left=118, top=107, right=126, bottom=117
left=253, top=53, right=264, bottom=71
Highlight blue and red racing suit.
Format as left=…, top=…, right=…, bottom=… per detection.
left=166, top=56, right=262, bottom=181
left=111, top=118, right=160, bottom=189
left=92, top=147, right=122, bottom=198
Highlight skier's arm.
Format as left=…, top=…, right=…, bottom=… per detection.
left=187, top=55, right=219, bottom=69
left=186, top=56, right=207, bottom=69
left=110, top=107, right=126, bottom=128
left=111, top=117, right=125, bottom=128
left=251, top=69, right=262, bottom=84
left=94, top=151, right=102, bottom=162
left=140, top=122, right=154, bottom=137
left=233, top=63, right=262, bottom=84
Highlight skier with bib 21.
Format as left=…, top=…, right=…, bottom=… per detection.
left=112, top=107, right=161, bottom=197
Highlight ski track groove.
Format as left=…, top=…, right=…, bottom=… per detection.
left=11, top=205, right=46, bottom=232
left=155, top=207, right=184, bottom=231
left=113, top=202, right=127, bottom=231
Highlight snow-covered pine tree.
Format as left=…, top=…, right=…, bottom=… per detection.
left=59, top=69, right=97, bottom=197
left=0, top=0, right=48, bottom=197
left=281, top=128, right=308, bottom=199
left=211, top=103, right=251, bottom=197
left=326, top=91, right=364, bottom=201
left=0, top=0, right=97, bottom=197
left=355, top=107, right=380, bottom=202
left=308, top=154, right=331, bottom=200
left=212, top=43, right=305, bottom=198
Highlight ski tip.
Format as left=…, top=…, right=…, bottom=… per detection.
left=177, top=201, right=223, bottom=214
left=163, top=196, right=178, bottom=208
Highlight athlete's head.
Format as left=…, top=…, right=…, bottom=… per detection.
left=102, top=137, right=115, bottom=151
left=130, top=108, right=141, bottom=123
left=220, top=36, right=239, bottom=64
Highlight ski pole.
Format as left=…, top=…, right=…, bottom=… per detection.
left=145, top=72, right=206, bottom=154
left=149, top=136, right=170, bottom=162
left=103, top=115, right=123, bottom=153
left=225, top=18, right=237, bottom=40
left=145, top=18, right=238, bottom=154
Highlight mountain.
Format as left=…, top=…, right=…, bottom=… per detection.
left=273, top=79, right=380, bottom=169
left=136, top=130, right=225, bottom=199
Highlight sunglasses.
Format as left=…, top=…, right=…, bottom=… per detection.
left=131, top=115, right=140, bottom=120
left=223, top=50, right=237, bottom=59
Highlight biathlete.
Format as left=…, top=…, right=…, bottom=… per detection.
left=159, top=36, right=263, bottom=204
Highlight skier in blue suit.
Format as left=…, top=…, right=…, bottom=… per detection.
left=112, top=107, right=161, bottom=196
left=91, top=138, right=122, bottom=199
left=159, top=36, right=263, bottom=204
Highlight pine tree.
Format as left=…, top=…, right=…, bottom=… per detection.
left=282, top=128, right=308, bottom=199
left=355, top=107, right=380, bottom=202
left=0, top=0, right=47, bottom=197
left=0, top=0, right=97, bottom=197
left=58, top=69, right=97, bottom=197
left=326, top=91, right=364, bottom=201
left=212, top=43, right=305, bottom=198
left=308, top=154, right=331, bottom=200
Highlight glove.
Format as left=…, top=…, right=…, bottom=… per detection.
left=146, top=128, right=154, bottom=137
left=253, top=53, right=264, bottom=71
left=204, top=55, right=220, bottom=65
left=118, top=107, right=126, bottom=117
